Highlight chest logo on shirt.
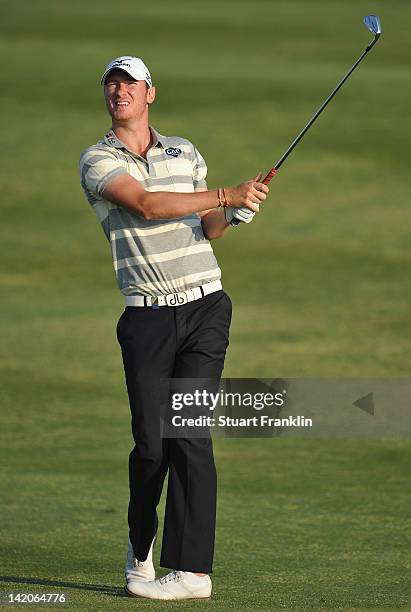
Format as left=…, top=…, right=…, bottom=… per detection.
left=165, top=147, right=182, bottom=158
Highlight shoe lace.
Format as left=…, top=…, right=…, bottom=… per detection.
left=159, top=571, right=182, bottom=584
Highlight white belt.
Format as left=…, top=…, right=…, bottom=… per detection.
left=125, top=280, right=222, bottom=307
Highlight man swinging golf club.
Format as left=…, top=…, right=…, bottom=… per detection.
left=79, top=55, right=268, bottom=601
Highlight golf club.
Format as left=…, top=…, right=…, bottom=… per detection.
left=231, top=15, right=382, bottom=225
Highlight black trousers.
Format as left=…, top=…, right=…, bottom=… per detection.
left=116, top=290, right=232, bottom=573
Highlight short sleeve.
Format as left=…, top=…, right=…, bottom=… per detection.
left=79, top=147, right=128, bottom=198
left=192, top=147, right=208, bottom=190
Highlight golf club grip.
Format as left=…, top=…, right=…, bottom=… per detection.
left=263, top=167, right=277, bottom=184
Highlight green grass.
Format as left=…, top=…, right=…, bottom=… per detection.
left=1, top=0, right=410, bottom=609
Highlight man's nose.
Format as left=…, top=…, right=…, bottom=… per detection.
left=116, top=82, right=128, bottom=94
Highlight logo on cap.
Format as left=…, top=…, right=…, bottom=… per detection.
left=165, top=147, right=182, bottom=158
left=113, top=60, right=129, bottom=66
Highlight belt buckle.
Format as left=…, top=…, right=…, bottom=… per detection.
left=166, top=291, right=188, bottom=306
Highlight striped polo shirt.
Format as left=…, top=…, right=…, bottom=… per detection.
left=79, top=127, right=221, bottom=298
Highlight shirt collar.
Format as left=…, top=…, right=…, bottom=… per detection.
left=150, top=127, right=165, bottom=147
left=103, top=126, right=165, bottom=150
left=104, top=129, right=124, bottom=148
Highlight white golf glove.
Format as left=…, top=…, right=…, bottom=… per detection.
left=224, top=205, right=257, bottom=226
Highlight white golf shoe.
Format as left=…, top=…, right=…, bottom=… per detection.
left=125, top=570, right=212, bottom=600
left=125, top=537, right=155, bottom=583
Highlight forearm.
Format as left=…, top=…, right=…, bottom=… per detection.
left=133, top=189, right=220, bottom=220
left=201, top=209, right=230, bottom=240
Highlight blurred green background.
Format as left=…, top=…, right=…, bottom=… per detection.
left=1, top=1, right=410, bottom=610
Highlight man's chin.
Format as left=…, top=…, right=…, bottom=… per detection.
left=111, top=111, right=132, bottom=121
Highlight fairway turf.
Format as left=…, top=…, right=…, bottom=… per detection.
left=1, top=0, right=410, bottom=610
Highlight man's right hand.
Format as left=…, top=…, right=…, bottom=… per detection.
left=224, top=173, right=269, bottom=212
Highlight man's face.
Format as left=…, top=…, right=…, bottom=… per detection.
left=103, top=69, right=155, bottom=121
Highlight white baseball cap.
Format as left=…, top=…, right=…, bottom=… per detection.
left=100, top=56, right=153, bottom=87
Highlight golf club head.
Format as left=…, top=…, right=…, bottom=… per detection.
left=364, top=15, right=382, bottom=38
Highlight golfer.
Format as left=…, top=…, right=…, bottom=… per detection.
left=79, top=55, right=268, bottom=601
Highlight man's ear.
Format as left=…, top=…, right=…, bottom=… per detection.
left=147, top=86, right=156, bottom=105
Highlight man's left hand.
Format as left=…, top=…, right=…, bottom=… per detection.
left=224, top=205, right=258, bottom=226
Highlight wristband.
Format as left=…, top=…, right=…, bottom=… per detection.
left=217, top=188, right=227, bottom=208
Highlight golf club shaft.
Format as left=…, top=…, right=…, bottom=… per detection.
left=262, top=37, right=379, bottom=185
